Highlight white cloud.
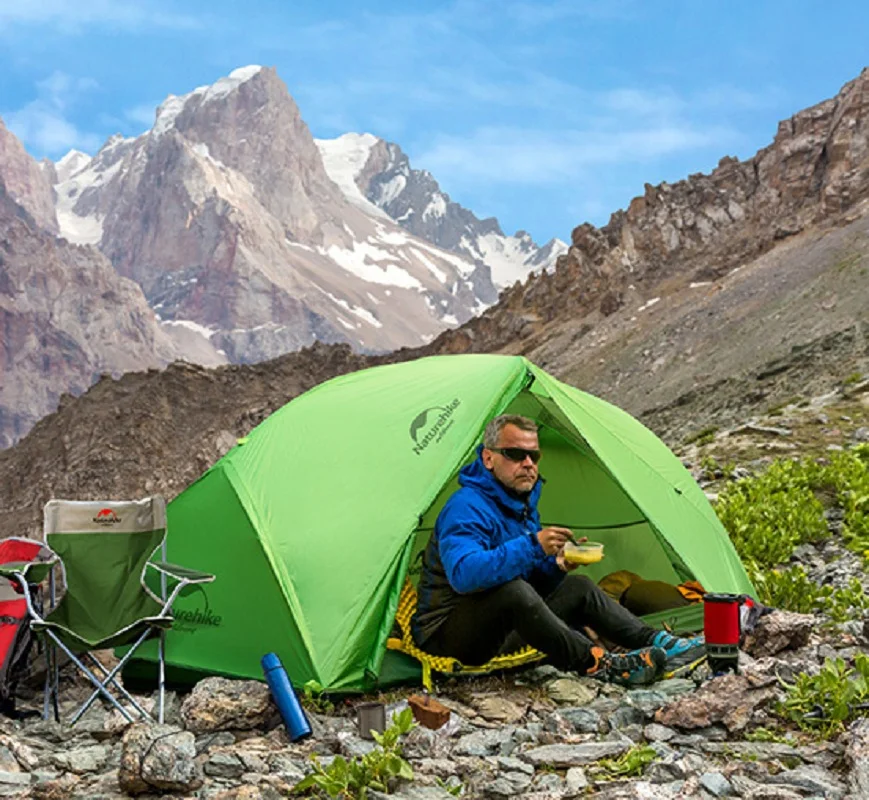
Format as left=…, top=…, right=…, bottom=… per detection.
left=124, top=103, right=158, bottom=128
left=5, top=105, right=102, bottom=154
left=2, top=70, right=102, bottom=156
left=0, top=0, right=202, bottom=33
left=415, top=123, right=737, bottom=186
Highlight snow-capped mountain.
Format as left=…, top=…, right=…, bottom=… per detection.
left=51, top=66, right=497, bottom=361
left=316, top=133, right=567, bottom=288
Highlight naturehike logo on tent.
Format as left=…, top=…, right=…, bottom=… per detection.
left=409, top=399, right=461, bottom=455
left=93, top=508, right=121, bottom=525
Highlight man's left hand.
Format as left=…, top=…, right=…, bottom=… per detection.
left=556, top=549, right=580, bottom=573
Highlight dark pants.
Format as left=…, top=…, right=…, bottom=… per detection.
left=423, top=575, right=658, bottom=672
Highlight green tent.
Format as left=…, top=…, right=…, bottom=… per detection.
left=127, top=355, right=753, bottom=692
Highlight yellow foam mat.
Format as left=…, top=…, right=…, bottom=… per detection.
left=386, top=580, right=545, bottom=691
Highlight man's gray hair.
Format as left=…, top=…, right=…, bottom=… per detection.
left=483, top=414, right=538, bottom=449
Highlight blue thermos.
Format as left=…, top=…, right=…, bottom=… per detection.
left=261, top=653, right=312, bottom=741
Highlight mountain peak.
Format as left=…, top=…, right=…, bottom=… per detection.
left=54, top=149, right=92, bottom=183
left=152, top=64, right=267, bottom=138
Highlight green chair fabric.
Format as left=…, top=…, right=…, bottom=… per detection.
left=22, top=497, right=214, bottom=724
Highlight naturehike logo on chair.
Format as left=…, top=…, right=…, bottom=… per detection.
left=92, top=508, right=121, bottom=525
left=175, top=607, right=222, bottom=628
left=409, top=399, right=461, bottom=455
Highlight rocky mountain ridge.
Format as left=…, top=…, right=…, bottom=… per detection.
left=316, top=132, right=567, bottom=287
left=51, top=66, right=495, bottom=362
left=0, top=178, right=179, bottom=449
left=421, top=68, right=869, bottom=440
left=3, top=64, right=562, bottom=447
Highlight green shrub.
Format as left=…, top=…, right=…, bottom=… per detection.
left=684, top=425, right=719, bottom=446
left=590, top=745, right=657, bottom=780
left=746, top=564, right=827, bottom=613
left=295, top=708, right=416, bottom=798
left=778, top=655, right=869, bottom=736
left=716, top=459, right=827, bottom=568
left=818, top=447, right=869, bottom=556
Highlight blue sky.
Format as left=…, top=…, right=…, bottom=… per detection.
left=1, top=1, right=867, bottom=244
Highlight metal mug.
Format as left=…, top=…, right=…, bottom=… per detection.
left=356, top=702, right=387, bottom=739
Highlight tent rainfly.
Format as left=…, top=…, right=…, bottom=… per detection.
left=126, top=355, right=754, bottom=692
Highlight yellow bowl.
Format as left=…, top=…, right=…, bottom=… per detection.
left=563, top=541, right=604, bottom=565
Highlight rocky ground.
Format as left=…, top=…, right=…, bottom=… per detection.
left=0, top=605, right=864, bottom=800
left=0, top=376, right=863, bottom=799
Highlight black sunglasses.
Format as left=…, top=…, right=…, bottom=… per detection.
left=489, top=447, right=541, bottom=464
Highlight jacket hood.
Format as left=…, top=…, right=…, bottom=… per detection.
left=458, top=445, right=543, bottom=518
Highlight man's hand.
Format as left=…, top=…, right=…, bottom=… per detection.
left=536, top=526, right=574, bottom=556
left=556, top=550, right=580, bottom=572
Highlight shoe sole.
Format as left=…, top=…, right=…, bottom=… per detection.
left=662, top=654, right=707, bottom=680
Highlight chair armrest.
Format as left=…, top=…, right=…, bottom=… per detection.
left=0, top=559, right=57, bottom=585
left=147, top=561, right=215, bottom=585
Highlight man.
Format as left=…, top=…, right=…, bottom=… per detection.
left=411, top=414, right=705, bottom=686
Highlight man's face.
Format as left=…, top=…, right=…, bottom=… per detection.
left=482, top=423, right=540, bottom=494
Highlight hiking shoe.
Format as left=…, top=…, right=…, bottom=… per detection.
left=652, top=631, right=707, bottom=672
left=585, top=645, right=666, bottom=687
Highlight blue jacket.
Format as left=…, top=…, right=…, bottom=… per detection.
left=411, top=448, right=563, bottom=644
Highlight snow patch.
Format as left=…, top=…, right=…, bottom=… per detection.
left=318, top=242, right=422, bottom=289
left=637, top=297, right=661, bottom=312
left=689, top=281, right=712, bottom=289
left=441, top=314, right=458, bottom=325
left=55, top=149, right=92, bottom=183
left=374, top=174, right=406, bottom=206
left=160, top=319, right=217, bottom=338
left=322, top=290, right=383, bottom=328
left=204, top=65, right=263, bottom=101
left=413, top=239, right=476, bottom=279
left=315, top=133, right=390, bottom=219
left=152, top=66, right=263, bottom=138
left=54, top=155, right=124, bottom=244
left=411, top=249, right=447, bottom=283
left=422, top=193, right=447, bottom=220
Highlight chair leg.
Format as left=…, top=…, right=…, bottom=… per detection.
left=70, top=629, right=154, bottom=725
left=45, top=634, right=135, bottom=724
left=158, top=629, right=166, bottom=725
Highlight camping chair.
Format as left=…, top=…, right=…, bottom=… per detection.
left=386, top=579, right=546, bottom=691
left=10, top=497, right=214, bottom=725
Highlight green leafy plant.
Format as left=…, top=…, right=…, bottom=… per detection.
left=716, top=458, right=828, bottom=569
left=302, top=679, right=334, bottom=713
left=294, top=708, right=416, bottom=798
left=435, top=777, right=463, bottom=796
left=590, top=745, right=657, bottom=780
left=684, top=425, right=719, bottom=446
left=744, top=726, right=794, bottom=744
left=746, top=564, right=827, bottom=613
left=818, top=448, right=869, bottom=557
left=778, top=655, right=869, bottom=736
left=824, top=576, right=869, bottom=625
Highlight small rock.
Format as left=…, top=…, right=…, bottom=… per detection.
left=644, top=723, right=676, bottom=742
left=654, top=673, right=775, bottom=732
left=565, top=766, right=588, bottom=793
left=520, top=741, right=630, bottom=767
left=557, top=707, right=602, bottom=733
left=743, top=610, right=814, bottom=657
left=845, top=717, right=869, bottom=798
left=700, top=771, right=734, bottom=797
left=118, top=723, right=203, bottom=795
left=181, top=677, right=276, bottom=733
left=470, top=695, right=526, bottom=724
left=546, top=677, right=598, bottom=705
